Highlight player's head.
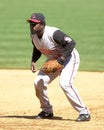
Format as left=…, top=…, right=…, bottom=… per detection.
left=27, top=13, right=46, bottom=35
left=27, top=13, right=46, bottom=25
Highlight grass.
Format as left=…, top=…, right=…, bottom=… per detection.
left=0, top=0, right=104, bottom=71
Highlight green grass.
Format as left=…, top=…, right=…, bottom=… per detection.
left=0, top=0, right=104, bottom=71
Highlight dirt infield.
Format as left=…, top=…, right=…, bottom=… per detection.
left=0, top=70, right=104, bottom=130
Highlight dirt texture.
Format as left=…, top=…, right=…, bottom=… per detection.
left=0, top=70, right=104, bottom=130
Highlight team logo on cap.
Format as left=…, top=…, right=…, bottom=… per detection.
left=31, top=14, right=36, bottom=19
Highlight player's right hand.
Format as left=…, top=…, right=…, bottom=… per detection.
left=31, top=62, right=37, bottom=73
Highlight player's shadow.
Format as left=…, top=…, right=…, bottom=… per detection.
left=0, top=115, right=75, bottom=121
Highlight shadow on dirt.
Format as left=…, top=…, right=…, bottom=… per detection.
left=0, top=115, right=75, bottom=121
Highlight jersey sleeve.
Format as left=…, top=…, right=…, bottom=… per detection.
left=31, top=44, right=42, bottom=62
left=53, top=30, right=76, bottom=64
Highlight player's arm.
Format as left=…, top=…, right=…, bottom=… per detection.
left=31, top=46, right=41, bottom=62
left=31, top=41, right=42, bottom=72
left=53, top=30, right=76, bottom=64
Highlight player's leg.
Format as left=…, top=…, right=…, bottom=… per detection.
left=34, top=70, right=59, bottom=118
left=59, top=49, right=90, bottom=121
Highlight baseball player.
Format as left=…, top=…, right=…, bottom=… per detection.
left=27, top=13, right=91, bottom=121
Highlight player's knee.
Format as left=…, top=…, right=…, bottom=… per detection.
left=34, top=79, right=48, bottom=95
left=59, top=79, right=72, bottom=89
left=34, top=79, right=44, bottom=88
left=34, top=76, right=50, bottom=89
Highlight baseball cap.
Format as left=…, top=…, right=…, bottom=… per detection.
left=27, top=13, right=45, bottom=23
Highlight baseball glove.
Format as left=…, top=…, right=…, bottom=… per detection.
left=41, top=59, right=64, bottom=74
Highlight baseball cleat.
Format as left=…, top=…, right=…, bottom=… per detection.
left=34, top=111, right=53, bottom=119
left=76, top=114, right=91, bottom=122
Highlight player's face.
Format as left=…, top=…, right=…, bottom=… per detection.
left=30, top=22, right=44, bottom=34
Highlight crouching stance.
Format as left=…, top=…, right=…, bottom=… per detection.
left=27, top=13, right=91, bottom=121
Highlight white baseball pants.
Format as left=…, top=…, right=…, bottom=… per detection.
left=34, top=49, right=90, bottom=114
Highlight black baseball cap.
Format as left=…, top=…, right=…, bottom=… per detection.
left=27, top=13, right=45, bottom=23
